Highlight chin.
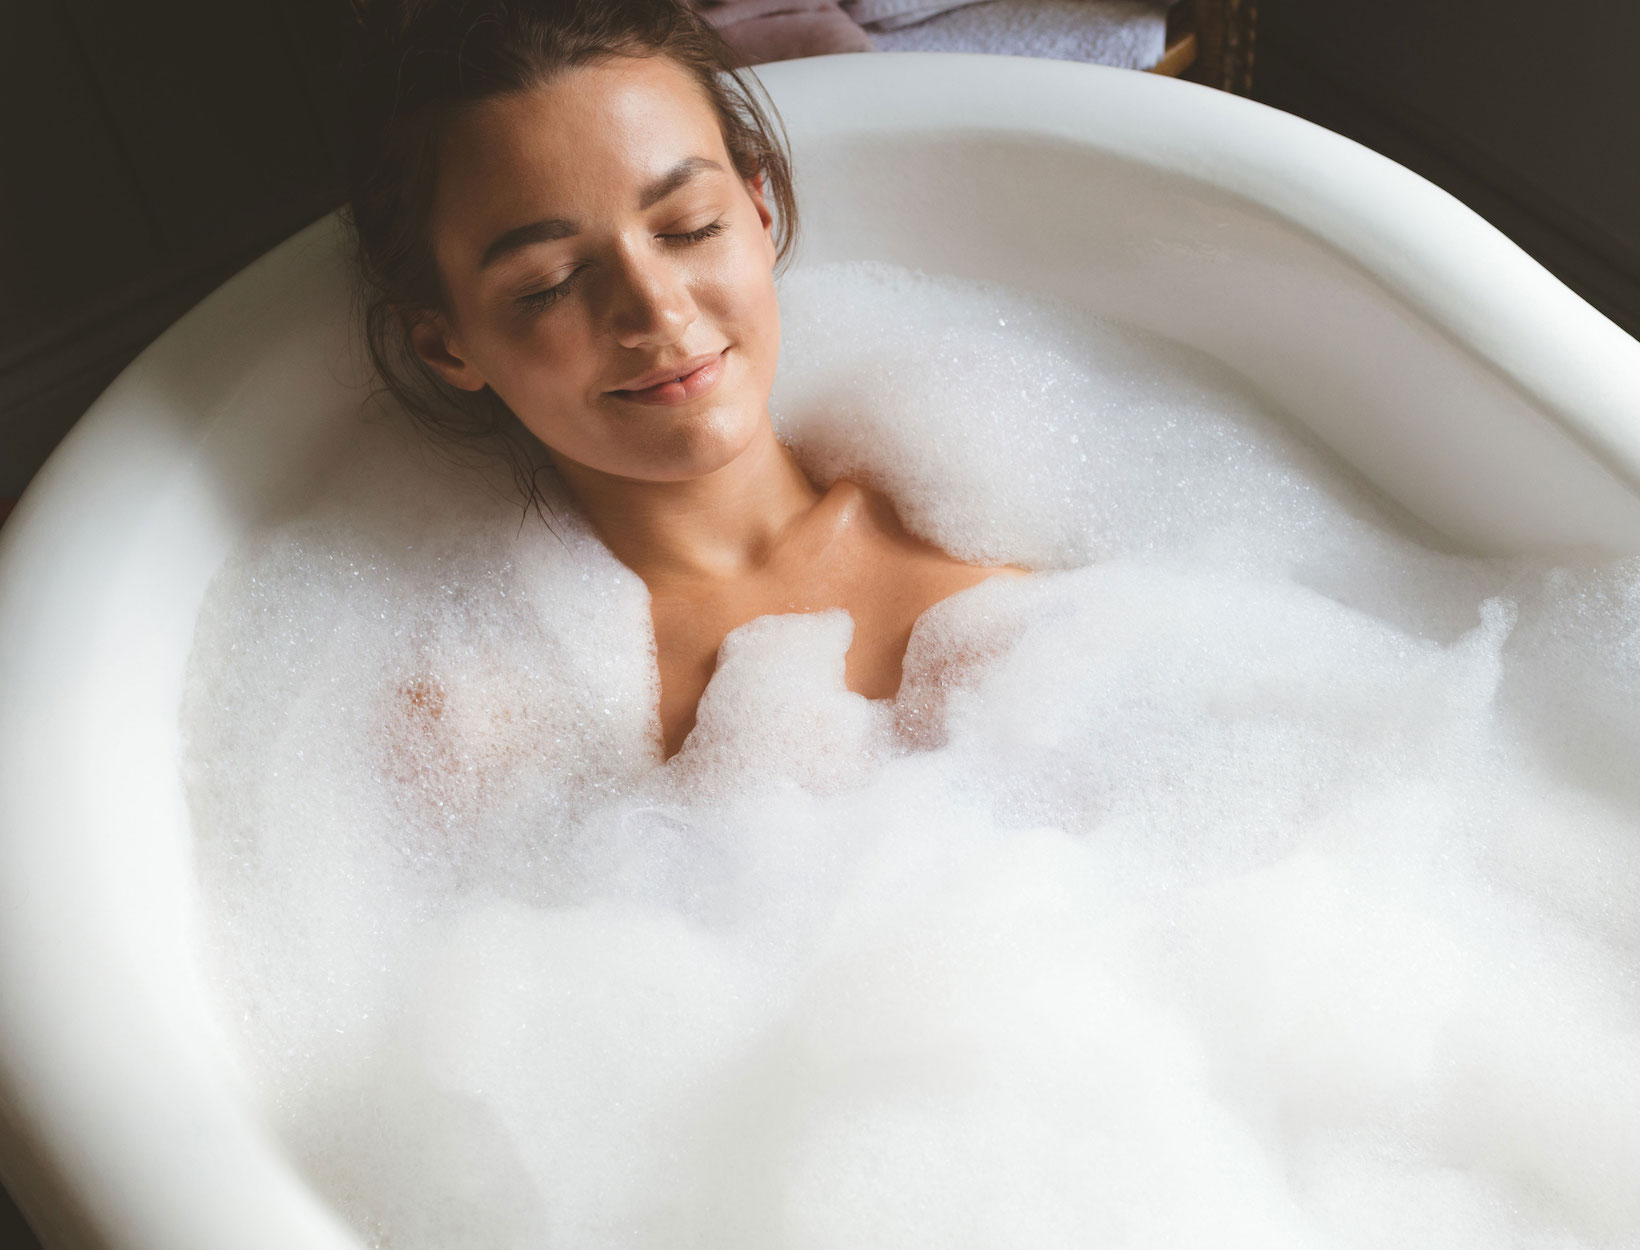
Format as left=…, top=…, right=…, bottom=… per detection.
left=630, top=402, right=765, bottom=483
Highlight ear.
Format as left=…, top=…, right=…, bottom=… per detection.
left=403, top=308, right=487, bottom=392
left=746, top=169, right=775, bottom=236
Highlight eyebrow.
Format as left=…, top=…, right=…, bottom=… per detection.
left=477, top=155, right=726, bottom=270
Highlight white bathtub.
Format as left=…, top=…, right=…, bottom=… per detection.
left=2, top=51, right=1638, bottom=1250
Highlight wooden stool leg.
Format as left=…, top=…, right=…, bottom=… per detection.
left=1189, top=0, right=1259, bottom=95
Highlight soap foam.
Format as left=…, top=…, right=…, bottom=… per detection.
left=180, top=262, right=1640, bottom=1249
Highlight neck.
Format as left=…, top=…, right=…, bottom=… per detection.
left=550, top=423, right=821, bottom=586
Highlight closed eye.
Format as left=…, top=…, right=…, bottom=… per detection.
left=515, top=219, right=729, bottom=313
left=670, top=219, right=728, bottom=246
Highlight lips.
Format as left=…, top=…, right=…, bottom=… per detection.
left=608, top=349, right=727, bottom=395
left=607, top=349, right=728, bottom=406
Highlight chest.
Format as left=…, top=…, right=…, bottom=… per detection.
left=648, top=587, right=906, bottom=749
left=647, top=557, right=997, bottom=759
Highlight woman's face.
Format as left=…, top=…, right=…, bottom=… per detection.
left=412, top=54, right=782, bottom=483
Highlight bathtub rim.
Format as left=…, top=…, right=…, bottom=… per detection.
left=808, top=54, right=1640, bottom=500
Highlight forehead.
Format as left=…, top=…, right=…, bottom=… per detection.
left=430, top=55, right=727, bottom=248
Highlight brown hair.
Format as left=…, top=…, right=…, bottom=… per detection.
left=342, top=0, right=802, bottom=522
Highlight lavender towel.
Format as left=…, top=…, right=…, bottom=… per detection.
left=696, top=0, right=876, bottom=66
left=841, top=0, right=992, bottom=32
left=869, top=0, right=1171, bottom=71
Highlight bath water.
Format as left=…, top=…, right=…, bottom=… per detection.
left=179, top=261, right=1640, bottom=1249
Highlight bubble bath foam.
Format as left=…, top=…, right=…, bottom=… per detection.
left=179, top=262, right=1640, bottom=1250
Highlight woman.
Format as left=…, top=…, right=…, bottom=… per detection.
left=346, top=0, right=1025, bottom=760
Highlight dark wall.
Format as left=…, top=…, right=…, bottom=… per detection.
left=0, top=0, right=352, bottom=498
left=1252, top=0, right=1640, bottom=341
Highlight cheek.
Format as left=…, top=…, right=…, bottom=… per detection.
left=720, top=243, right=782, bottom=367
left=745, top=282, right=782, bottom=395
left=473, top=318, right=592, bottom=411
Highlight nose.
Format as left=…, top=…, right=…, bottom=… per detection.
left=606, top=236, right=699, bottom=349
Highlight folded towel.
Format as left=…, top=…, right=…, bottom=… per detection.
left=841, top=0, right=993, bottom=32
left=869, top=0, right=1171, bottom=70
left=696, top=0, right=876, bottom=65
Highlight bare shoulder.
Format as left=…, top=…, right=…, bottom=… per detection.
left=932, top=555, right=1027, bottom=589
left=845, top=479, right=1033, bottom=581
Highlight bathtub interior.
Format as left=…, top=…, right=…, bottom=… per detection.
left=2, top=56, right=1639, bottom=1250
left=801, top=127, right=1640, bottom=556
